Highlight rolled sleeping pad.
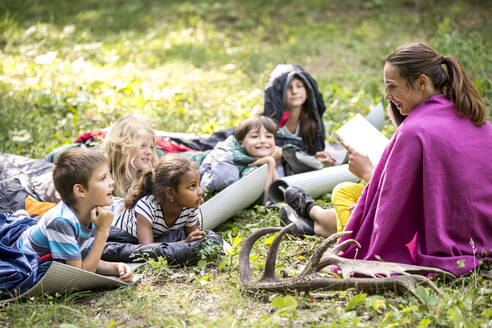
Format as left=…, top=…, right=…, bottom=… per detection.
left=268, top=164, right=357, bottom=203
left=365, top=102, right=385, bottom=132
left=199, top=164, right=268, bottom=230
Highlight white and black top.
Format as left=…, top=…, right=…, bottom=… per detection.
left=112, top=195, right=200, bottom=239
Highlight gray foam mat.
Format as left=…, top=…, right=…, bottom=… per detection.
left=1, top=261, right=143, bottom=303
left=199, top=164, right=267, bottom=230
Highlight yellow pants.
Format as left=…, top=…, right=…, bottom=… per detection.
left=331, top=182, right=365, bottom=232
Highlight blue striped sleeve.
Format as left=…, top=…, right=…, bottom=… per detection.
left=49, top=241, right=81, bottom=260
left=45, top=217, right=81, bottom=260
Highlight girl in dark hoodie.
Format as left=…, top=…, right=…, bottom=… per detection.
left=262, top=63, right=335, bottom=167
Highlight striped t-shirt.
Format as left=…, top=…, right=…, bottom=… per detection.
left=17, top=202, right=96, bottom=260
left=112, top=195, right=200, bottom=239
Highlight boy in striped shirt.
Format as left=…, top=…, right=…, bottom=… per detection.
left=17, top=148, right=133, bottom=281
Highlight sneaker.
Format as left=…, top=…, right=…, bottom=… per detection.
left=284, top=186, right=315, bottom=218
left=279, top=204, right=314, bottom=236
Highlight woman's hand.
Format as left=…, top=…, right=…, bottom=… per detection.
left=344, top=144, right=375, bottom=182
left=315, top=151, right=336, bottom=167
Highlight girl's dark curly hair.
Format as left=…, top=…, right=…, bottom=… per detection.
left=124, top=155, right=197, bottom=209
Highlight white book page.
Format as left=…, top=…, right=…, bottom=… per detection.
left=331, top=114, right=389, bottom=165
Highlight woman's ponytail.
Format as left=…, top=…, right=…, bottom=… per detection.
left=442, top=56, right=487, bottom=126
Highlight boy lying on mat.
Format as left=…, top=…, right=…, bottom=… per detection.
left=15, top=148, right=133, bottom=282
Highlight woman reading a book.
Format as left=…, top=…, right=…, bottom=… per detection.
left=280, top=103, right=398, bottom=236
left=281, top=42, right=492, bottom=276
left=262, top=63, right=336, bottom=167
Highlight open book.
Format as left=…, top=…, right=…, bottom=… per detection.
left=330, top=114, right=389, bottom=165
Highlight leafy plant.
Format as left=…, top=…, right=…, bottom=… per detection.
left=271, top=294, right=298, bottom=319
left=218, top=231, right=242, bottom=273
left=143, top=255, right=170, bottom=279
left=345, top=292, right=367, bottom=312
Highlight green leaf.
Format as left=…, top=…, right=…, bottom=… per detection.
left=345, top=293, right=367, bottom=312
left=417, top=318, right=431, bottom=327
left=264, top=235, right=275, bottom=245
left=365, top=295, right=386, bottom=311
left=378, top=311, right=398, bottom=328
left=197, top=260, right=207, bottom=271
left=231, top=232, right=242, bottom=249
left=271, top=294, right=297, bottom=317
left=447, top=305, right=466, bottom=327
left=482, top=308, right=492, bottom=319
left=457, top=259, right=466, bottom=268
left=60, top=324, right=79, bottom=328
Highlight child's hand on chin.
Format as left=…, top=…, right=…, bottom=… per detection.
left=184, top=230, right=206, bottom=243
left=249, top=156, right=276, bottom=167
left=90, top=206, right=114, bottom=231
left=116, top=262, right=134, bottom=282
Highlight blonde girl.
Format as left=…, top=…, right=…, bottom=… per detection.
left=103, top=114, right=157, bottom=198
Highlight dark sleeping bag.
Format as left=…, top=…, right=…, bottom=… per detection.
left=0, top=213, right=51, bottom=299
left=102, top=226, right=224, bottom=265
left=0, top=152, right=57, bottom=213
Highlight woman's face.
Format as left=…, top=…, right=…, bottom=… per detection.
left=284, top=78, right=307, bottom=110
left=131, top=131, right=154, bottom=172
left=240, top=125, right=276, bottom=158
left=384, top=63, right=424, bottom=116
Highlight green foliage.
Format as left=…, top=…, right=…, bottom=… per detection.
left=143, top=255, right=170, bottom=279
left=193, top=238, right=224, bottom=273
left=345, top=292, right=367, bottom=312
left=218, top=231, right=242, bottom=273
left=271, top=294, right=298, bottom=319
left=434, top=15, right=492, bottom=112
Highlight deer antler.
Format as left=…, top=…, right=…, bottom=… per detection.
left=239, top=225, right=454, bottom=302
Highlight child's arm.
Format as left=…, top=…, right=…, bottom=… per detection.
left=314, top=151, right=336, bottom=167
left=65, top=206, right=113, bottom=273
left=136, top=213, right=154, bottom=244
left=96, top=260, right=134, bottom=282
left=183, top=224, right=206, bottom=243
left=249, top=156, right=280, bottom=202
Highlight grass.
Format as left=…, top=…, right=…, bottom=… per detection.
left=1, top=0, right=491, bottom=327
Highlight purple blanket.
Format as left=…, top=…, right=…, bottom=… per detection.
left=339, top=94, right=492, bottom=276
